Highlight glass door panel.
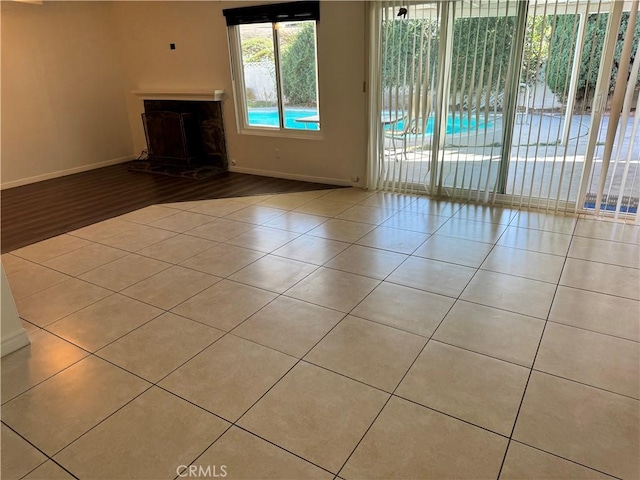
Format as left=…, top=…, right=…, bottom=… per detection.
left=583, top=7, right=640, bottom=219
left=378, top=1, right=441, bottom=193
left=505, top=3, right=609, bottom=211
left=438, top=0, right=518, bottom=201
left=373, top=0, right=635, bottom=222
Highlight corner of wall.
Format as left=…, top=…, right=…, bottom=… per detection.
left=0, top=265, right=30, bottom=358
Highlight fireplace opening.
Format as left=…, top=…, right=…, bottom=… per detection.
left=141, top=99, right=228, bottom=170
left=142, top=111, right=202, bottom=166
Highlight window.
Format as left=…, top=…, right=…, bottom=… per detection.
left=224, top=1, right=321, bottom=135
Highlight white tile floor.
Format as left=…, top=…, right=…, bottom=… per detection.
left=1, top=188, right=639, bottom=480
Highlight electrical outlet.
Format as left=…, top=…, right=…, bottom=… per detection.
left=351, top=175, right=360, bottom=183
left=275, top=148, right=280, bottom=159
left=230, top=159, right=237, bottom=166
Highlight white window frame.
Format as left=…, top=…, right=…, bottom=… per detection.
left=228, top=21, right=322, bottom=140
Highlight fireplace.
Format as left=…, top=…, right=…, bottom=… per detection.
left=141, top=99, right=228, bottom=170
left=143, top=111, right=201, bottom=165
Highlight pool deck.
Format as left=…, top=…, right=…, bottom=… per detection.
left=381, top=113, right=639, bottom=204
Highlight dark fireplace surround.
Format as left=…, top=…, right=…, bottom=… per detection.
left=142, top=99, right=228, bottom=170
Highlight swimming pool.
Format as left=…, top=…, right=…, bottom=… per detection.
left=248, top=108, right=319, bottom=130
left=386, top=114, right=489, bottom=135
left=247, top=109, right=489, bottom=135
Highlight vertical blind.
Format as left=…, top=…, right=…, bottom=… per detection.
left=369, top=0, right=640, bottom=220
left=584, top=2, right=639, bottom=221
left=376, top=0, right=441, bottom=194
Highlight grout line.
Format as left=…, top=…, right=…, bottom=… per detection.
left=334, top=285, right=460, bottom=476
left=0, top=353, right=90, bottom=407
left=1, top=422, right=56, bottom=477
left=30, top=332, right=245, bottom=472
left=563, top=254, right=640, bottom=271
left=345, top=311, right=437, bottom=340
left=2, top=430, right=79, bottom=480
left=229, top=426, right=337, bottom=478
left=332, top=219, right=477, bottom=477
left=536, top=276, right=640, bottom=302
left=544, top=317, right=640, bottom=344
left=442, top=296, right=549, bottom=321
left=6, top=191, right=638, bottom=479
left=426, top=337, right=534, bottom=369
left=14, top=204, right=637, bottom=367
left=170, top=424, right=236, bottom=480
left=507, top=439, right=624, bottom=480
left=46, top=383, right=156, bottom=459
left=68, top=255, right=175, bottom=292
left=529, top=369, right=640, bottom=401
left=495, top=216, right=579, bottom=479
left=9, top=240, right=91, bottom=265
left=229, top=303, right=351, bottom=421
left=47, top=303, right=165, bottom=353
left=164, top=292, right=359, bottom=476
left=34, top=458, right=81, bottom=480
left=298, top=358, right=395, bottom=396
left=391, top=393, right=511, bottom=439
left=188, top=216, right=437, bottom=475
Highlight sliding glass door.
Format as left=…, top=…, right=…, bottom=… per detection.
left=581, top=3, right=640, bottom=220
left=371, top=0, right=639, bottom=220
left=438, top=0, right=519, bottom=202
left=505, top=1, right=639, bottom=220
left=376, top=1, right=441, bottom=193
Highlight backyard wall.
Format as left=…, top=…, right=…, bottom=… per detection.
left=0, top=1, right=134, bottom=188
left=112, top=0, right=368, bottom=186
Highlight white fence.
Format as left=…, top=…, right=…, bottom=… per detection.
left=244, top=61, right=276, bottom=103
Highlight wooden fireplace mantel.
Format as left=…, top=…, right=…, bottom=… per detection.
left=132, top=89, right=226, bottom=102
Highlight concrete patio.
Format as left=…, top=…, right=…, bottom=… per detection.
left=381, top=113, right=639, bottom=211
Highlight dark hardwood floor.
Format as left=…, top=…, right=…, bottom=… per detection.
left=1, top=162, right=338, bottom=253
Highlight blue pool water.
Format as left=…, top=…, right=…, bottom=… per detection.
left=248, top=108, right=319, bottom=131
left=387, top=114, right=488, bottom=135
left=247, top=108, right=489, bottom=135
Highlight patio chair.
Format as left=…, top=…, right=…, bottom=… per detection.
left=385, top=110, right=441, bottom=163
left=385, top=116, right=421, bottom=161
left=383, top=92, right=435, bottom=161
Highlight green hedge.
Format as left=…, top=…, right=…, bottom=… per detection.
left=546, top=13, right=640, bottom=103
left=381, top=12, right=639, bottom=107
left=240, top=24, right=318, bottom=107
left=381, top=16, right=545, bottom=91
left=281, top=23, right=318, bottom=106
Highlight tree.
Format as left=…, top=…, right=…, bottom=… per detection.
left=241, top=37, right=274, bottom=63
left=379, top=11, right=640, bottom=111
left=380, top=16, right=535, bottom=108
left=450, top=16, right=516, bottom=93
left=381, top=19, right=439, bottom=89
left=546, top=13, right=640, bottom=104
left=281, top=23, right=317, bottom=106
left=522, top=15, right=551, bottom=85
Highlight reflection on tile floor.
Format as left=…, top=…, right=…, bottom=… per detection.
left=1, top=188, right=639, bottom=480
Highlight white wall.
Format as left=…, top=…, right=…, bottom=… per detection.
left=1, top=1, right=134, bottom=188
left=0, top=265, right=29, bottom=357
left=1, top=1, right=368, bottom=188
left=112, top=0, right=368, bottom=186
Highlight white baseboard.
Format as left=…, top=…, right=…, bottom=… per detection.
left=228, top=165, right=354, bottom=187
left=1, top=328, right=30, bottom=358
left=1, top=155, right=137, bottom=190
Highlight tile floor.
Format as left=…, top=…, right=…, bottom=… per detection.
left=1, top=188, right=639, bottom=480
